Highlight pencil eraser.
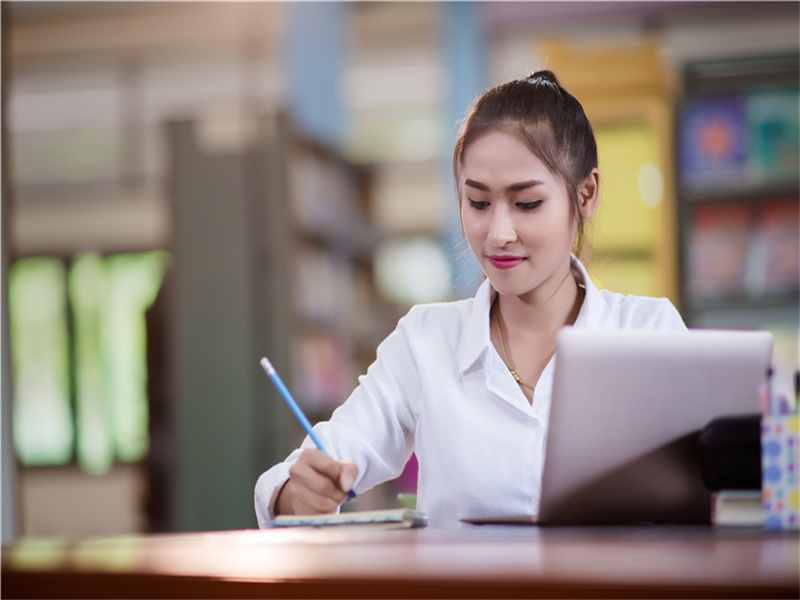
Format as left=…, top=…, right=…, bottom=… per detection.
left=260, top=357, right=275, bottom=375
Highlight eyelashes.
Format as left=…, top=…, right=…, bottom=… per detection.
left=468, top=199, right=490, bottom=210
left=517, top=201, right=543, bottom=212
left=467, top=199, right=543, bottom=212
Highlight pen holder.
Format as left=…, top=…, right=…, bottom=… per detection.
left=761, top=414, right=800, bottom=531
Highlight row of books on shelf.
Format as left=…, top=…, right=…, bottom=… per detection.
left=687, top=199, right=799, bottom=302
left=680, top=86, right=799, bottom=190
left=289, top=331, right=359, bottom=414
left=289, top=149, right=361, bottom=239
left=293, top=243, right=380, bottom=342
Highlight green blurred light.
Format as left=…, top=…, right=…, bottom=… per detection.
left=10, top=251, right=168, bottom=473
left=9, top=258, right=73, bottom=465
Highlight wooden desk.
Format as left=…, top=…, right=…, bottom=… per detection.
left=3, top=526, right=798, bottom=598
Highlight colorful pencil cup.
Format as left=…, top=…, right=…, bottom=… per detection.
left=761, top=414, right=800, bottom=531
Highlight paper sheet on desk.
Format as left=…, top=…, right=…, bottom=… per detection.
left=273, top=508, right=428, bottom=528
left=461, top=515, right=539, bottom=525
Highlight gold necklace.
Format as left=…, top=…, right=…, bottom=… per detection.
left=494, top=300, right=536, bottom=392
left=492, top=286, right=586, bottom=393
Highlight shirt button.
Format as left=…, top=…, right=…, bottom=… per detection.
left=530, top=499, right=540, bottom=512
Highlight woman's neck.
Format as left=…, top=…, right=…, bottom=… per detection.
left=496, top=266, right=582, bottom=335
left=490, top=265, right=584, bottom=402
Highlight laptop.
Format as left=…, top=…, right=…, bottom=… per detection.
left=530, top=328, right=773, bottom=525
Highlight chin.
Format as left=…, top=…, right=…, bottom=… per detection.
left=486, top=278, right=532, bottom=299
left=496, top=287, right=534, bottom=299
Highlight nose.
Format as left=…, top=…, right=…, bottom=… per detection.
left=488, top=204, right=517, bottom=247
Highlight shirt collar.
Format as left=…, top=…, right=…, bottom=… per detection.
left=457, top=277, right=494, bottom=374
left=570, top=255, right=600, bottom=328
left=457, top=255, right=597, bottom=374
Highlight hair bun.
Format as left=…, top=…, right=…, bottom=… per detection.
left=526, top=70, right=561, bottom=87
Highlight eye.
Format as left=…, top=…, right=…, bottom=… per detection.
left=467, top=199, right=490, bottom=210
left=517, top=200, right=543, bottom=212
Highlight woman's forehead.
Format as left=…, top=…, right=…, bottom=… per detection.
left=461, top=132, right=554, bottom=178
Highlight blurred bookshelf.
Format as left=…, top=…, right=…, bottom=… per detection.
left=543, top=40, right=680, bottom=305
left=677, top=54, right=799, bottom=367
left=268, top=117, right=396, bottom=439
left=167, top=112, right=401, bottom=527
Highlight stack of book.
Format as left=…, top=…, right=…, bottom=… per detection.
left=712, top=490, right=764, bottom=527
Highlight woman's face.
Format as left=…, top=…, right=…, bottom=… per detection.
left=460, top=130, right=579, bottom=300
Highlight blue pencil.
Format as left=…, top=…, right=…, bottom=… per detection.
left=260, top=357, right=356, bottom=500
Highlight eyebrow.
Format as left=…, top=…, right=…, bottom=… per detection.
left=464, top=179, right=545, bottom=193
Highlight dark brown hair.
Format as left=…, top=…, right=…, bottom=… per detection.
left=452, top=70, right=598, bottom=256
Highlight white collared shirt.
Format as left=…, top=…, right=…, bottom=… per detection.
left=255, top=257, right=687, bottom=528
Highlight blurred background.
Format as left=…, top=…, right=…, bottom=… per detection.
left=1, top=1, right=798, bottom=541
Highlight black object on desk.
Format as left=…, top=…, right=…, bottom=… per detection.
left=698, top=414, right=761, bottom=491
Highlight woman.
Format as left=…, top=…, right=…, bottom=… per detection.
left=255, top=70, right=686, bottom=528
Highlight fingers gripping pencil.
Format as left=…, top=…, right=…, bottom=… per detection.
left=260, top=357, right=356, bottom=500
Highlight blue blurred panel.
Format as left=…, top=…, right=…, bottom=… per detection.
left=441, top=1, right=486, bottom=298
left=285, top=2, right=346, bottom=147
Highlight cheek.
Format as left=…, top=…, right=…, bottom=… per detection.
left=565, top=206, right=581, bottom=239
left=459, top=204, right=473, bottom=234
left=460, top=208, right=484, bottom=250
left=524, top=208, right=576, bottom=249
left=549, top=200, right=579, bottom=238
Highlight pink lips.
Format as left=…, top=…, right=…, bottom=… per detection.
left=488, top=255, right=525, bottom=270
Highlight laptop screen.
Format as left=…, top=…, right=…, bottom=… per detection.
left=539, top=328, right=773, bottom=525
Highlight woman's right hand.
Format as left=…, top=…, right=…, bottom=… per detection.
left=275, top=448, right=358, bottom=516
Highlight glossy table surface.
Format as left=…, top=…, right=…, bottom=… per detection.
left=3, top=525, right=799, bottom=598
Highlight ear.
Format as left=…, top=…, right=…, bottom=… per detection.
left=578, top=168, right=600, bottom=219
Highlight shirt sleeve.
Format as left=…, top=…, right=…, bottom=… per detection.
left=612, top=294, right=688, bottom=332
left=254, top=307, right=423, bottom=527
left=649, top=298, right=688, bottom=332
